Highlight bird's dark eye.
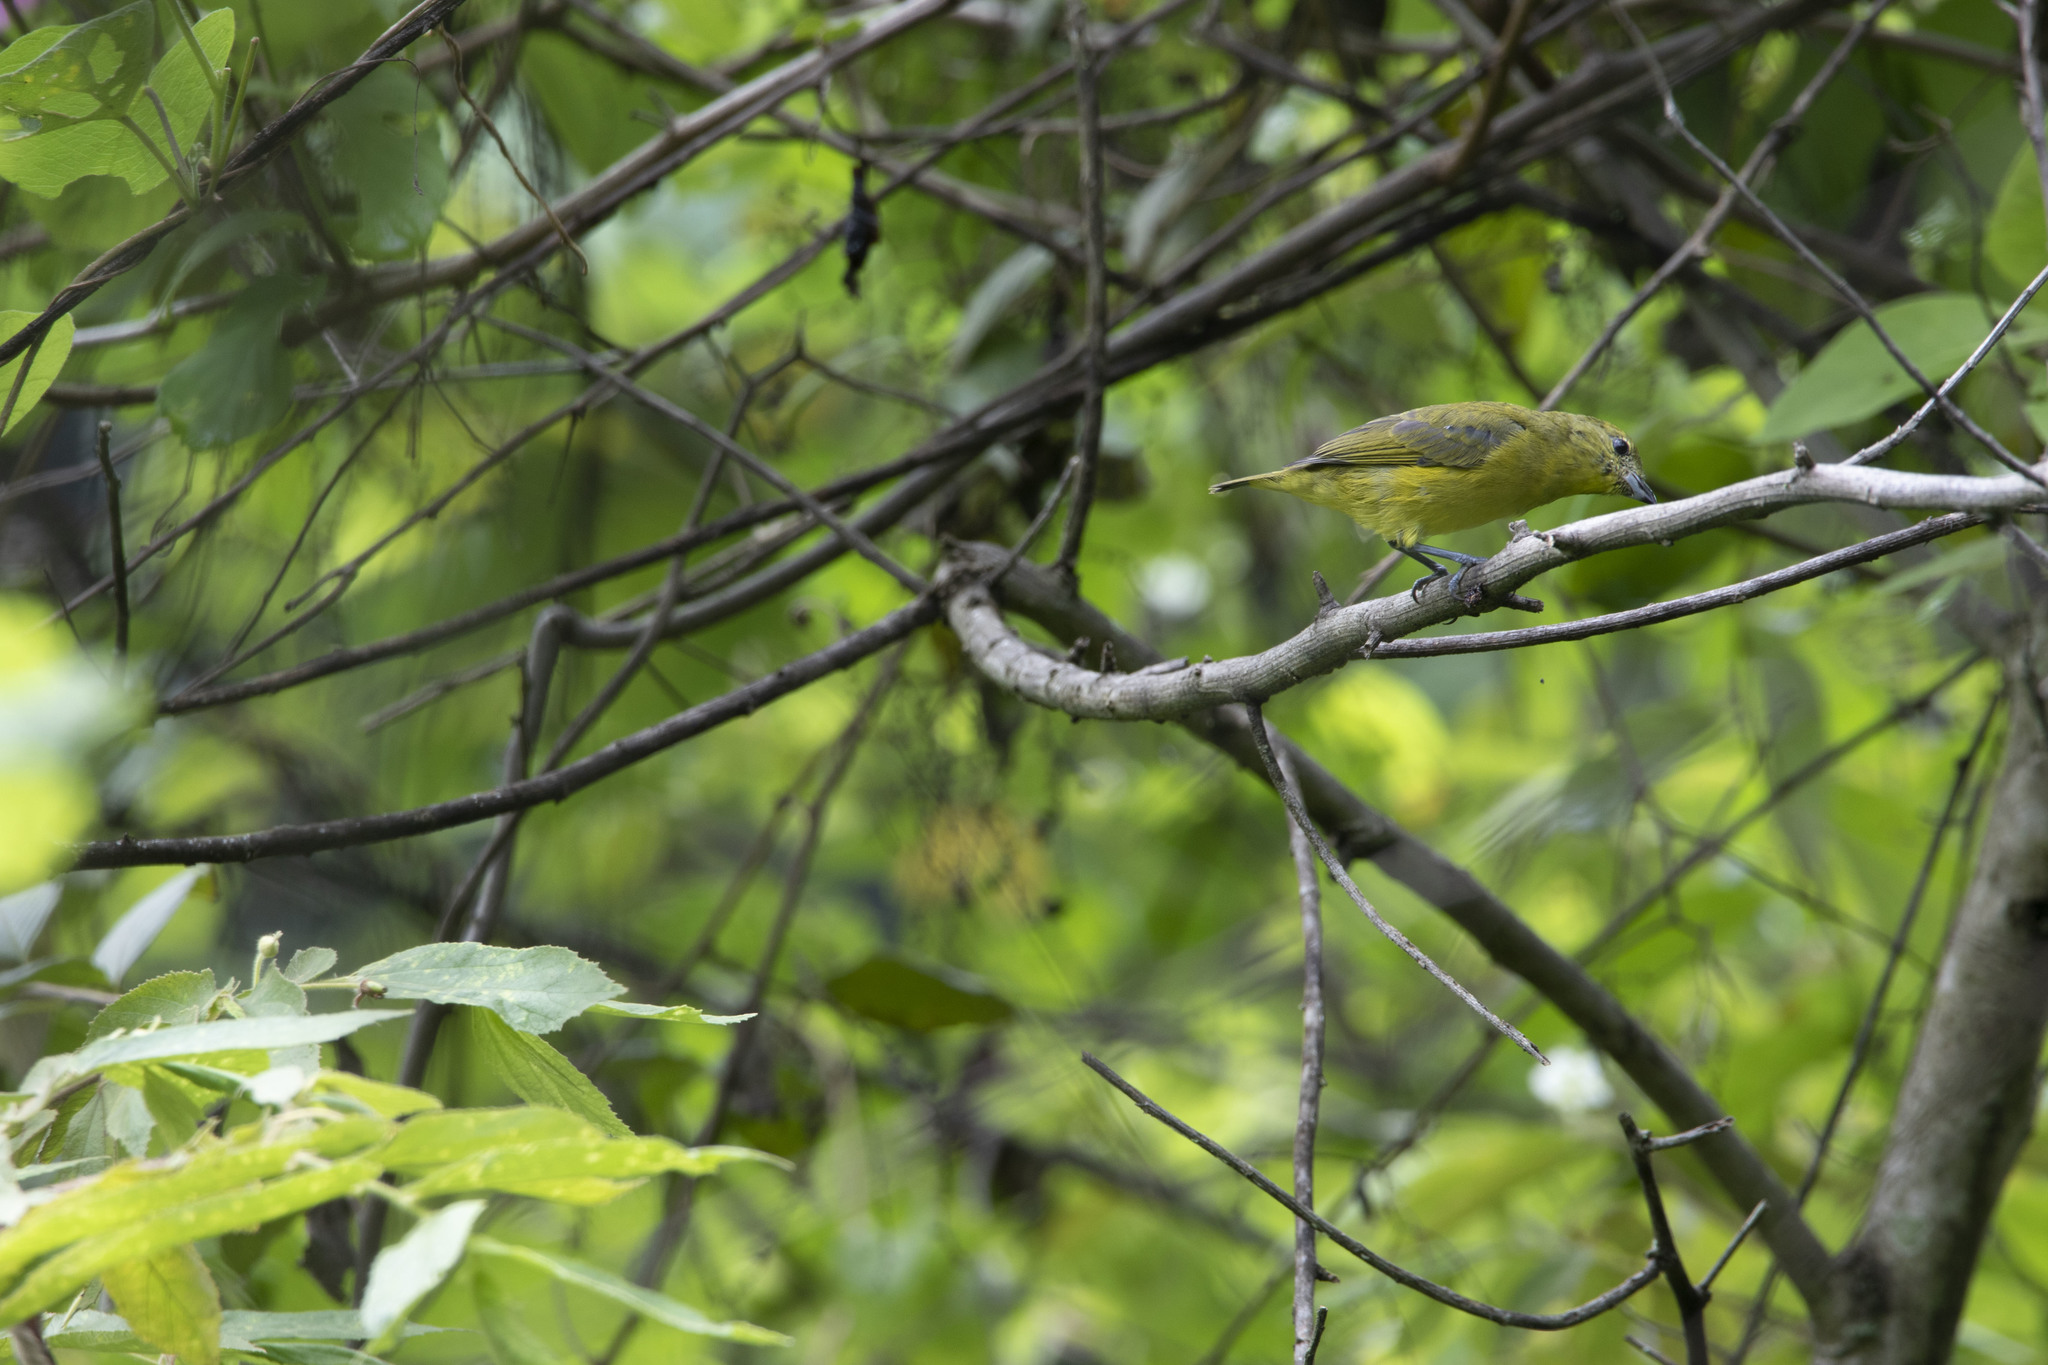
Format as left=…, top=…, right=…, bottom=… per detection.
left=1611, top=437, right=1630, bottom=455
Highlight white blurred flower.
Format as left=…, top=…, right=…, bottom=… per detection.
left=1136, top=554, right=1212, bottom=619
left=1530, top=1046, right=1613, bottom=1114
left=245, top=1065, right=311, bottom=1107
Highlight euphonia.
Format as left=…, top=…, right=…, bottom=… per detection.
left=1210, top=402, right=1655, bottom=598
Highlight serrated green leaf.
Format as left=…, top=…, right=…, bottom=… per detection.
left=360, top=1200, right=484, bottom=1351
left=584, top=1001, right=752, bottom=1025
left=0, top=1155, right=383, bottom=1321
left=468, top=1237, right=787, bottom=1346
left=461, top=1006, right=628, bottom=1136
left=87, top=969, right=218, bottom=1041
left=138, top=1065, right=207, bottom=1152
left=350, top=944, right=624, bottom=1034
left=101, top=1243, right=221, bottom=1365
left=0, top=1117, right=392, bottom=1288
left=0, top=311, right=74, bottom=436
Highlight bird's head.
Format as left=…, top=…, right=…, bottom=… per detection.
left=1561, top=413, right=1655, bottom=505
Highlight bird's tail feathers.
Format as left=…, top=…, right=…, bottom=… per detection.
left=1209, top=470, right=1280, bottom=494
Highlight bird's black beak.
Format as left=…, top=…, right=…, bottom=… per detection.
left=1623, top=471, right=1657, bottom=505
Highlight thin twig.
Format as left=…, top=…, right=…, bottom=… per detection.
left=1054, top=0, right=1109, bottom=586
left=1620, top=1113, right=1710, bottom=1365
left=1699, top=1202, right=1767, bottom=1294
left=1082, top=1053, right=1661, bottom=1327
left=93, top=421, right=129, bottom=662
left=1244, top=701, right=1543, bottom=1059
left=1267, top=733, right=1328, bottom=1365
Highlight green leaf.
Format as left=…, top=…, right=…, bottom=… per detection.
left=1754, top=292, right=2039, bottom=444
left=0, top=2, right=154, bottom=128
left=350, top=943, right=625, bottom=1034
left=306, top=1070, right=442, bottom=1119
left=126, top=8, right=233, bottom=171
left=43, top=1306, right=444, bottom=1351
left=0, top=310, right=74, bottom=436
left=24, top=1008, right=410, bottom=1091
left=87, top=969, right=218, bottom=1041
left=90, top=866, right=209, bottom=986
left=584, top=1001, right=752, bottom=1025
left=100, top=1243, right=222, bottom=1365
left=460, top=1007, right=629, bottom=1137
left=139, top=1065, right=208, bottom=1151
left=324, top=65, right=447, bottom=259
left=359, top=1200, right=485, bottom=1351
left=157, top=272, right=320, bottom=450
left=0, top=881, right=59, bottom=961
left=1987, top=143, right=2048, bottom=291
left=471, top=1264, right=568, bottom=1365
left=282, top=946, right=338, bottom=984
left=826, top=955, right=1015, bottom=1031
left=406, top=1133, right=783, bottom=1204
left=468, top=1236, right=788, bottom=1346
left=378, top=1108, right=596, bottom=1172
left=0, top=1118, right=392, bottom=1285
left=0, top=1155, right=384, bottom=1321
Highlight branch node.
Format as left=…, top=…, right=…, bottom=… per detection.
left=1792, top=441, right=1815, bottom=473
left=1312, top=569, right=1341, bottom=617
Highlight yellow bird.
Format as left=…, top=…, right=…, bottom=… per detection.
left=1210, top=401, right=1655, bottom=598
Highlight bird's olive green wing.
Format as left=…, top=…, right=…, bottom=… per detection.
left=1292, top=405, right=1525, bottom=471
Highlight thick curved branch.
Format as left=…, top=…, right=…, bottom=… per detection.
left=944, top=463, right=2043, bottom=721
left=958, top=551, right=1839, bottom=1313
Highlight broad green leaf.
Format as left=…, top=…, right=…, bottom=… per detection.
left=24, top=1008, right=410, bottom=1091
left=378, top=1107, right=597, bottom=1172
left=469, top=1236, right=788, bottom=1346
left=0, top=311, right=74, bottom=436
left=826, top=955, right=1014, bottom=1031
left=461, top=1006, right=629, bottom=1136
left=324, top=65, right=447, bottom=259
left=1754, top=293, right=2039, bottom=444
left=126, top=8, right=233, bottom=173
left=471, top=1264, right=567, bottom=1365
left=307, top=1070, right=442, bottom=1118
left=0, top=1118, right=392, bottom=1285
left=360, top=1200, right=485, bottom=1350
left=157, top=272, right=320, bottom=450
left=91, top=866, right=209, bottom=986
left=87, top=969, right=218, bottom=1041
left=0, top=2, right=154, bottom=128
left=244, top=964, right=316, bottom=1072
left=0, top=1155, right=383, bottom=1321
left=584, top=1000, right=752, bottom=1025
left=1987, top=142, right=2048, bottom=291
left=351, top=944, right=624, bottom=1034
left=282, top=946, right=338, bottom=984
left=139, top=1065, right=208, bottom=1151
left=101, top=1243, right=221, bottom=1365
left=0, top=881, right=59, bottom=961
left=0, top=7, right=232, bottom=198
left=406, top=1134, right=783, bottom=1203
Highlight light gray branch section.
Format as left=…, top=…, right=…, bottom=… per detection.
left=944, top=463, right=2045, bottom=720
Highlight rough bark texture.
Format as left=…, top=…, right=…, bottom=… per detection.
left=1821, top=560, right=2048, bottom=1363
